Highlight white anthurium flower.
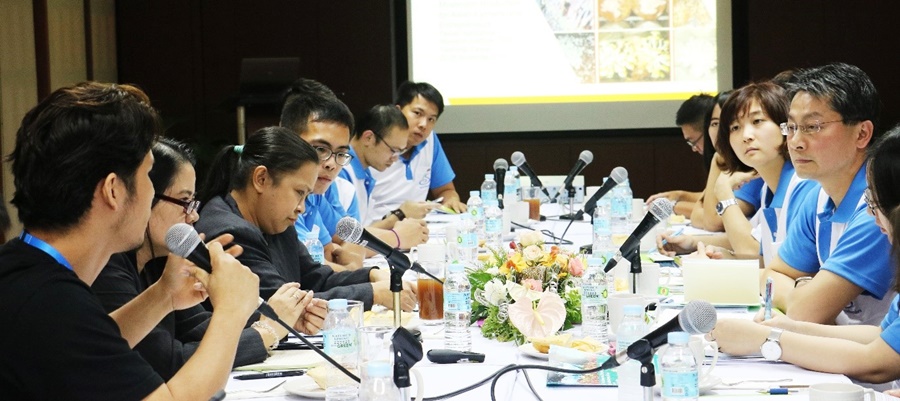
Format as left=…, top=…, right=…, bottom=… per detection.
left=486, top=267, right=500, bottom=275
left=483, top=279, right=508, bottom=306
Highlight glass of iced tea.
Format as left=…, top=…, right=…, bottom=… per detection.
left=415, top=243, right=445, bottom=325
left=523, top=186, right=543, bottom=221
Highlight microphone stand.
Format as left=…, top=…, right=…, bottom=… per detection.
left=566, top=184, right=577, bottom=219
left=625, top=339, right=656, bottom=401
left=622, top=246, right=642, bottom=294
left=387, top=261, right=405, bottom=328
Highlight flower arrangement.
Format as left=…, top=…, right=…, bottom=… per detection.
left=469, top=230, right=584, bottom=344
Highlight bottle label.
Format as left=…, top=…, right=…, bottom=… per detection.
left=310, top=251, right=325, bottom=264
left=470, top=206, right=483, bottom=220
left=445, top=291, right=471, bottom=312
left=593, top=218, right=611, bottom=235
left=324, top=328, right=357, bottom=356
left=458, top=232, right=477, bottom=248
left=485, top=218, right=502, bottom=234
left=481, top=189, right=497, bottom=202
left=581, top=284, right=608, bottom=305
left=662, top=371, right=699, bottom=398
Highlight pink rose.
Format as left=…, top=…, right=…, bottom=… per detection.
left=567, top=257, right=584, bottom=277
left=521, top=278, right=543, bottom=291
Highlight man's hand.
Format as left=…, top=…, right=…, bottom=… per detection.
left=202, top=242, right=260, bottom=319
left=265, top=283, right=309, bottom=336
left=656, top=232, right=697, bottom=256
left=399, top=200, right=439, bottom=219
left=393, top=218, right=429, bottom=249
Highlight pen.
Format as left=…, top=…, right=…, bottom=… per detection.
left=764, top=277, right=774, bottom=320
left=660, top=227, right=685, bottom=246
left=234, top=370, right=306, bottom=380
left=758, top=388, right=797, bottom=395
left=430, top=197, right=444, bottom=204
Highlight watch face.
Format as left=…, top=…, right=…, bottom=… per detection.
left=761, top=340, right=782, bottom=360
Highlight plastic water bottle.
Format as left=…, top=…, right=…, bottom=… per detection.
left=621, top=179, right=634, bottom=221
left=483, top=198, right=503, bottom=249
left=661, top=331, right=699, bottom=401
left=592, top=184, right=613, bottom=258
left=581, top=257, right=609, bottom=344
left=323, top=299, right=358, bottom=369
left=304, top=227, right=326, bottom=264
left=359, top=361, right=400, bottom=401
left=616, top=305, right=648, bottom=401
left=467, top=190, right=484, bottom=235
left=504, top=166, right=520, bottom=202
left=456, top=214, right=478, bottom=265
left=610, top=181, right=630, bottom=246
left=480, top=174, right=497, bottom=203
left=444, top=263, right=472, bottom=351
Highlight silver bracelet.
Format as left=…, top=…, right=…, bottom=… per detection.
left=251, top=320, right=280, bottom=350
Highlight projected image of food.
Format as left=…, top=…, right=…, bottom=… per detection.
left=556, top=33, right=597, bottom=83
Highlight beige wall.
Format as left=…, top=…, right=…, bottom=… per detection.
left=0, top=0, right=117, bottom=239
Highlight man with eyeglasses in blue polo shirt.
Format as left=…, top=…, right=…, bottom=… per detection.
left=761, top=63, right=894, bottom=328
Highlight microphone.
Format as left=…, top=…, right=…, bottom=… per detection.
left=584, top=167, right=628, bottom=216
left=511, top=151, right=550, bottom=198
left=335, top=217, right=440, bottom=282
left=560, top=166, right=628, bottom=220
left=603, top=198, right=673, bottom=273
left=493, top=158, right=508, bottom=203
left=555, top=150, right=593, bottom=201
left=600, top=300, right=717, bottom=370
left=165, top=223, right=278, bottom=317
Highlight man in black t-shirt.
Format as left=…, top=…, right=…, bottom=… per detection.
left=0, top=82, right=260, bottom=400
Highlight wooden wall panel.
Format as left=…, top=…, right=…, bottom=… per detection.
left=46, top=0, right=86, bottom=89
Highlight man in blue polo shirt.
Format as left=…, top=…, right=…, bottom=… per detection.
left=337, top=104, right=431, bottom=250
left=764, top=63, right=893, bottom=326
left=368, top=82, right=467, bottom=224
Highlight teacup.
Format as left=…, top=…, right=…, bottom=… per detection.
left=688, top=336, right=718, bottom=382
left=808, top=382, right=875, bottom=401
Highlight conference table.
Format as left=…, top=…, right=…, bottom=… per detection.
left=222, top=203, right=898, bottom=400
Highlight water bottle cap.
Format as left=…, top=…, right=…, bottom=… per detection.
left=327, top=299, right=348, bottom=309
left=469, top=190, right=479, bottom=197
left=623, top=305, right=643, bottom=315
left=447, top=263, right=465, bottom=273
left=667, top=331, right=690, bottom=345
left=510, top=166, right=518, bottom=172
left=305, top=231, right=318, bottom=240
left=485, top=174, right=493, bottom=180
left=366, top=361, right=392, bottom=377
left=587, top=257, right=603, bottom=267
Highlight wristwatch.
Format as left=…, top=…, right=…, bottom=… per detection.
left=384, top=209, right=405, bottom=221
left=716, top=198, right=738, bottom=216
left=760, top=328, right=784, bottom=361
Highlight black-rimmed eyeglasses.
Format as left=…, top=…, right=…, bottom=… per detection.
left=155, top=194, right=201, bottom=215
left=864, top=188, right=879, bottom=216
left=313, top=146, right=353, bottom=166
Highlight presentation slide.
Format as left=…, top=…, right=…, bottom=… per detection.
left=407, top=0, right=731, bottom=133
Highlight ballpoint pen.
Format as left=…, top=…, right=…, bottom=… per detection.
left=430, top=197, right=444, bottom=204
left=758, top=388, right=797, bottom=395
left=234, top=370, right=306, bottom=380
left=660, top=226, right=685, bottom=246
left=764, top=277, right=774, bottom=320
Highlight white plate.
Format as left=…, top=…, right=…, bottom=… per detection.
left=518, top=343, right=549, bottom=360
left=283, top=375, right=325, bottom=399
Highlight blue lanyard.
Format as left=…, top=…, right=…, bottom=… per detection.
left=19, top=231, right=74, bottom=271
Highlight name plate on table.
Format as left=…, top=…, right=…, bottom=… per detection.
left=682, top=259, right=760, bottom=306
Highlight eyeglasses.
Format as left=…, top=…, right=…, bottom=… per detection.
left=685, top=136, right=702, bottom=150
left=154, top=194, right=201, bottom=215
left=864, top=188, right=880, bottom=216
left=313, top=146, right=353, bottom=166
left=780, top=120, right=844, bottom=136
left=378, top=138, right=406, bottom=157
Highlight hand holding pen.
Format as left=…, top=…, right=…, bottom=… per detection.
left=656, top=226, right=689, bottom=256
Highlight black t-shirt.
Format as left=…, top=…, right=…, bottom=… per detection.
left=0, top=239, right=163, bottom=400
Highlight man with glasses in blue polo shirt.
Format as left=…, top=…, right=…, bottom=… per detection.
left=368, top=82, right=467, bottom=225
left=762, top=63, right=893, bottom=327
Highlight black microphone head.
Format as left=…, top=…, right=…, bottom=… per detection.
left=165, top=223, right=202, bottom=258
left=511, top=151, right=526, bottom=167
left=493, top=158, right=508, bottom=171
left=335, top=216, right=364, bottom=244
left=649, top=198, right=674, bottom=221
left=678, top=300, right=718, bottom=335
left=579, top=150, right=594, bottom=165
left=610, top=166, right=628, bottom=184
